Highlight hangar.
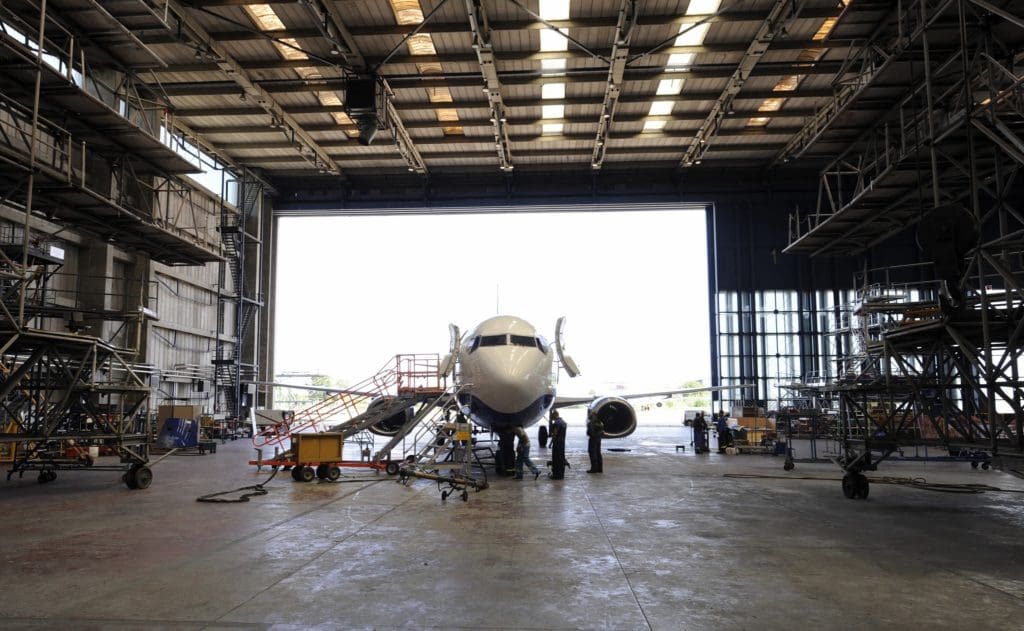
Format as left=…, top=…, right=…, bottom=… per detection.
left=1, top=0, right=1023, bottom=628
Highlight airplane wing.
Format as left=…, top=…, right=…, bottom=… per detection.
left=552, top=384, right=755, bottom=409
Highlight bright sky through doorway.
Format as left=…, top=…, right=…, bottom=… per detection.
left=274, top=209, right=710, bottom=394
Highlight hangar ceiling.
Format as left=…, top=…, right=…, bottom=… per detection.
left=11, top=0, right=903, bottom=182
left=3, top=0, right=1022, bottom=216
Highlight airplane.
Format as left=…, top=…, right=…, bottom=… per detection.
left=438, top=314, right=749, bottom=439
left=254, top=314, right=751, bottom=477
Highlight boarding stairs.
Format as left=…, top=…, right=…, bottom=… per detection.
left=395, top=391, right=490, bottom=501
left=252, top=354, right=446, bottom=456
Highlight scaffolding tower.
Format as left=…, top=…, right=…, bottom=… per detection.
left=784, top=0, right=1024, bottom=497
left=0, top=0, right=223, bottom=488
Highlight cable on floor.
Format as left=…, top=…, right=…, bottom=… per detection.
left=197, top=467, right=279, bottom=503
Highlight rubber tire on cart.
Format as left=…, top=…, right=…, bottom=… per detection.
left=853, top=474, right=869, bottom=499
left=385, top=461, right=400, bottom=476
left=441, top=490, right=449, bottom=501
left=982, top=462, right=990, bottom=470
left=971, top=461, right=979, bottom=469
left=461, top=490, right=469, bottom=502
left=315, top=464, right=329, bottom=480
left=326, top=465, right=341, bottom=481
left=783, top=460, right=794, bottom=471
left=131, top=465, right=153, bottom=490
left=299, top=466, right=316, bottom=483
left=38, top=470, right=56, bottom=484
left=290, top=466, right=304, bottom=482
left=842, top=473, right=856, bottom=499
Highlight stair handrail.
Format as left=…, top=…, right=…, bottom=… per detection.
left=251, top=354, right=446, bottom=451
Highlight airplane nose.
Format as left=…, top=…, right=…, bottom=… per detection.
left=474, top=349, right=551, bottom=413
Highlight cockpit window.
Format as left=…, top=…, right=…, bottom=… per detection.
left=510, top=334, right=536, bottom=348
left=468, top=335, right=507, bottom=354
left=469, top=334, right=547, bottom=354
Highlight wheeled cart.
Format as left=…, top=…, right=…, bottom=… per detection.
left=247, top=433, right=402, bottom=481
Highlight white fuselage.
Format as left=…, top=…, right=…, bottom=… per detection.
left=455, top=315, right=555, bottom=432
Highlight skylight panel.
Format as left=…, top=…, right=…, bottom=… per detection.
left=643, top=120, right=667, bottom=132
left=675, top=24, right=710, bottom=47
left=542, top=83, right=565, bottom=100
left=666, top=53, right=694, bottom=71
left=657, top=78, right=684, bottom=95
left=539, top=0, right=570, bottom=20
left=686, top=0, right=721, bottom=15
left=392, top=1, right=462, bottom=135
left=542, top=58, right=567, bottom=73
left=390, top=0, right=425, bottom=25
left=542, top=123, right=563, bottom=135
left=542, top=104, right=564, bottom=119
left=774, top=75, right=800, bottom=92
left=540, top=28, right=568, bottom=52
left=407, top=33, right=437, bottom=56
left=648, top=101, right=674, bottom=116
left=244, top=6, right=358, bottom=139
left=246, top=5, right=286, bottom=31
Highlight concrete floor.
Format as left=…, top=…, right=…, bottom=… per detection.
left=2, top=426, right=1023, bottom=630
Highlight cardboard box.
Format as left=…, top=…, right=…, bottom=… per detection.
left=295, top=433, right=344, bottom=463
left=158, top=405, right=202, bottom=422
left=736, top=416, right=775, bottom=430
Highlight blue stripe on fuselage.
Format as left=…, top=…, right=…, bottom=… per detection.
left=458, top=393, right=554, bottom=432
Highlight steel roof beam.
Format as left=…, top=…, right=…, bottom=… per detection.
left=344, top=8, right=846, bottom=36
left=217, top=126, right=852, bottom=149
left=680, top=0, right=799, bottom=168
left=190, top=109, right=831, bottom=134
left=143, top=27, right=854, bottom=57
left=142, top=51, right=847, bottom=75
left=152, top=61, right=845, bottom=96
left=466, top=0, right=513, bottom=172
left=170, top=88, right=841, bottom=118
left=591, top=0, right=636, bottom=171
left=170, top=9, right=847, bottom=40
left=163, top=0, right=343, bottom=176
left=240, top=141, right=785, bottom=164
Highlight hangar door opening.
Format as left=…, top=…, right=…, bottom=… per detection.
left=273, top=203, right=711, bottom=424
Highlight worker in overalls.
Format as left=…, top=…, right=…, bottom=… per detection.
left=586, top=411, right=604, bottom=473
left=692, top=412, right=709, bottom=454
left=548, top=409, right=568, bottom=479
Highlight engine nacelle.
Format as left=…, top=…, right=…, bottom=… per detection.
left=587, top=396, right=637, bottom=439
left=366, top=397, right=413, bottom=436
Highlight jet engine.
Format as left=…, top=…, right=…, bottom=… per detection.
left=366, top=396, right=413, bottom=436
left=587, top=396, right=637, bottom=439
